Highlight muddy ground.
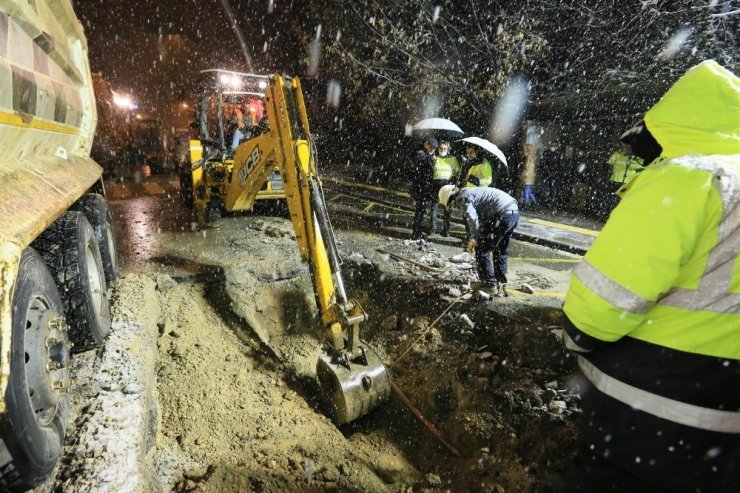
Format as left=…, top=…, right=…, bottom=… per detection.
left=38, top=203, right=582, bottom=493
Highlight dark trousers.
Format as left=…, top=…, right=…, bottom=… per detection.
left=576, top=375, right=740, bottom=493
left=475, top=212, right=519, bottom=285
left=430, top=179, right=451, bottom=235
left=412, top=194, right=433, bottom=239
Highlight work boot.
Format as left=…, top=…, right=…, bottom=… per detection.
left=496, top=284, right=509, bottom=297
left=478, top=281, right=497, bottom=298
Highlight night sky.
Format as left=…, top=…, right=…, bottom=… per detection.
left=74, top=0, right=305, bottom=114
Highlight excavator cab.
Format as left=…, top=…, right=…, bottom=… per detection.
left=179, top=70, right=284, bottom=218
left=181, top=71, right=390, bottom=424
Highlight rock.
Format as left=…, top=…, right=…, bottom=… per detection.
left=264, top=225, right=284, bottom=238
left=477, top=290, right=491, bottom=300
left=425, top=473, right=442, bottom=486
left=542, top=388, right=558, bottom=405
left=169, top=330, right=180, bottom=338
left=373, top=454, right=407, bottom=484
left=349, top=252, right=366, bottom=261
left=321, top=465, right=340, bottom=482
left=381, top=315, right=399, bottom=331
left=123, top=383, right=142, bottom=395
left=548, top=400, right=567, bottom=414
left=520, top=283, right=535, bottom=294
left=448, top=287, right=462, bottom=297
left=301, top=459, right=316, bottom=481
left=183, top=466, right=210, bottom=480
left=544, top=380, right=559, bottom=389
left=450, top=252, right=473, bottom=263
left=457, top=262, right=474, bottom=270
left=155, top=274, right=177, bottom=291
left=459, top=314, right=475, bottom=329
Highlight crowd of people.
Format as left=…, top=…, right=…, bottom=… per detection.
left=409, top=136, right=519, bottom=297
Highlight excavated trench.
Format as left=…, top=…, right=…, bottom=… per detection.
left=144, top=215, right=581, bottom=492
left=341, top=260, right=581, bottom=492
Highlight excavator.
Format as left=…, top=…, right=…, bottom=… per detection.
left=180, top=69, right=390, bottom=424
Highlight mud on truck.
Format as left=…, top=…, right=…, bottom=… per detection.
left=0, top=1, right=118, bottom=490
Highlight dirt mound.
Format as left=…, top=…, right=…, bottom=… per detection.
left=153, top=282, right=416, bottom=492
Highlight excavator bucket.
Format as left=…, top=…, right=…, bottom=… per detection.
left=316, top=343, right=391, bottom=425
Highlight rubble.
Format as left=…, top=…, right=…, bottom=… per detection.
left=459, top=314, right=476, bottom=329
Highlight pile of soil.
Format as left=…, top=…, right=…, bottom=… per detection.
left=153, top=281, right=418, bottom=492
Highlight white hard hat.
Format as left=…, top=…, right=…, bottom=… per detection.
left=438, top=184, right=459, bottom=207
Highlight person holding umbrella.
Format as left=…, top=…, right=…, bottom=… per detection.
left=456, top=137, right=509, bottom=245
left=462, top=144, right=493, bottom=189
left=430, top=140, right=460, bottom=236
left=437, top=183, right=519, bottom=296
left=410, top=136, right=438, bottom=240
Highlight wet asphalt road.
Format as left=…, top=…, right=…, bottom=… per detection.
left=106, top=173, right=582, bottom=276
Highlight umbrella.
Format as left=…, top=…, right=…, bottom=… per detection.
left=412, top=117, right=464, bottom=136
left=458, top=136, right=508, bottom=167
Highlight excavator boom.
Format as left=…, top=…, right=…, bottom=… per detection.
left=188, top=73, right=390, bottom=424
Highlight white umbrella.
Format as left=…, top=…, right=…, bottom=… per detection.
left=412, top=117, right=464, bottom=135
left=458, top=136, right=508, bottom=167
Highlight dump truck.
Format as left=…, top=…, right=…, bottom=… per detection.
left=181, top=71, right=391, bottom=425
left=0, top=1, right=118, bottom=490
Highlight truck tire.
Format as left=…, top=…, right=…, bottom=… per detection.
left=179, top=165, right=195, bottom=209
left=74, top=194, right=121, bottom=286
left=0, top=248, right=70, bottom=491
left=32, top=212, right=111, bottom=352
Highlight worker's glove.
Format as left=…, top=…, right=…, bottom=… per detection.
left=466, top=239, right=477, bottom=253
left=467, top=176, right=480, bottom=186
left=522, top=185, right=536, bottom=205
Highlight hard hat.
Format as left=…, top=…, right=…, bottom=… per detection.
left=438, top=184, right=458, bottom=207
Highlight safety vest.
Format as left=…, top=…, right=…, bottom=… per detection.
left=433, top=155, right=460, bottom=181
left=564, top=154, right=740, bottom=433
left=465, top=158, right=493, bottom=188
left=608, top=151, right=644, bottom=183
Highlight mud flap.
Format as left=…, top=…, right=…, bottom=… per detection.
left=316, top=343, right=391, bottom=425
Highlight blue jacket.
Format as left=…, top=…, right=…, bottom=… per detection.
left=453, top=187, right=517, bottom=238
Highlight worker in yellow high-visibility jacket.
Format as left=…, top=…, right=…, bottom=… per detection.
left=608, top=146, right=644, bottom=185
left=563, top=60, right=740, bottom=492
left=463, top=145, right=493, bottom=188
left=431, top=141, right=461, bottom=236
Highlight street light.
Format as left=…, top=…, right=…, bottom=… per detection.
left=112, top=90, right=137, bottom=110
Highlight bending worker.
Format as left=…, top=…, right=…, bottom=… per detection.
left=562, top=60, right=739, bottom=492
left=438, top=184, right=519, bottom=296
left=431, top=141, right=460, bottom=236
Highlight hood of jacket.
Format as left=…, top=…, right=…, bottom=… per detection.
left=644, top=60, right=739, bottom=159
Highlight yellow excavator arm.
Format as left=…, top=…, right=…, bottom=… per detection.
left=225, top=75, right=390, bottom=424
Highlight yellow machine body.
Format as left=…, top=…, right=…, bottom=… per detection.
left=186, top=71, right=390, bottom=424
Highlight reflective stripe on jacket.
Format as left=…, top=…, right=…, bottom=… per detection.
left=465, top=158, right=493, bottom=188
left=433, top=155, right=460, bottom=181
left=564, top=154, right=740, bottom=432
